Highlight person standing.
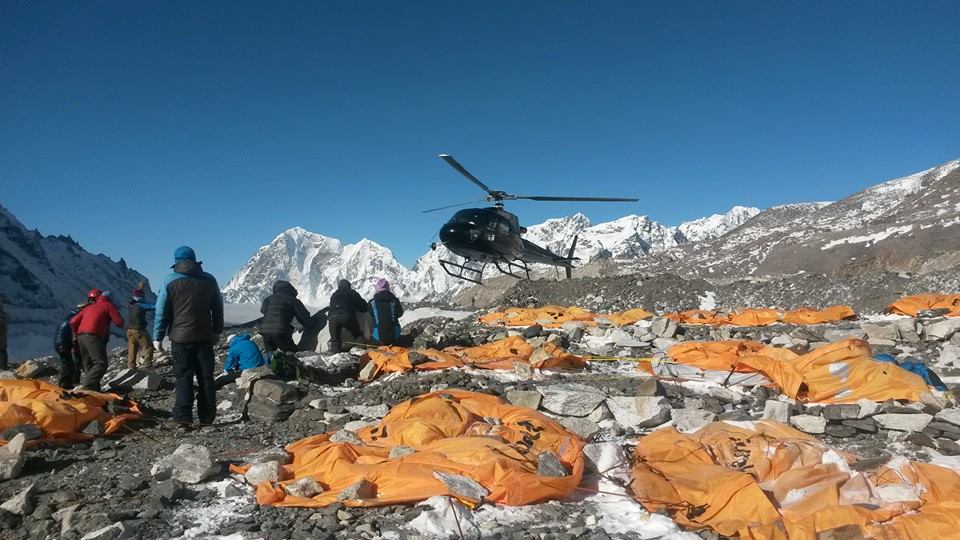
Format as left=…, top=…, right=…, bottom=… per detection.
left=70, top=289, right=124, bottom=390
left=258, top=280, right=311, bottom=353
left=0, top=299, right=8, bottom=370
left=154, top=246, right=223, bottom=428
left=369, top=278, right=405, bottom=346
left=54, top=308, right=82, bottom=387
left=327, top=279, right=368, bottom=353
left=126, top=287, right=156, bottom=368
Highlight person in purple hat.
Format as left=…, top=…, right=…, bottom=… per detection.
left=369, top=278, right=404, bottom=346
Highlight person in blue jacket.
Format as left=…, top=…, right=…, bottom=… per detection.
left=54, top=307, right=82, bottom=387
left=224, top=333, right=266, bottom=373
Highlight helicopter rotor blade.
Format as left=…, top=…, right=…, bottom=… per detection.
left=421, top=200, right=483, bottom=214
left=514, top=195, right=639, bottom=202
left=438, top=154, right=498, bottom=198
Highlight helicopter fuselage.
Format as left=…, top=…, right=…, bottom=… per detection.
left=438, top=207, right=573, bottom=267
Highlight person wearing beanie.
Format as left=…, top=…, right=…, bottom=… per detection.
left=154, top=246, right=223, bottom=428
left=258, top=280, right=311, bottom=353
left=127, top=286, right=156, bottom=369
left=326, top=279, right=368, bottom=353
left=70, top=288, right=124, bottom=390
left=369, top=278, right=405, bottom=346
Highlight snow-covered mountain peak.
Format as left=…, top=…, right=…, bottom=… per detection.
left=678, top=205, right=761, bottom=242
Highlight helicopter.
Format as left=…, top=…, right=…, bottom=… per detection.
left=424, top=154, right=638, bottom=285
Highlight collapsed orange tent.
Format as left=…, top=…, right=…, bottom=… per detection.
left=665, top=305, right=856, bottom=326
left=649, top=339, right=929, bottom=403
left=630, top=421, right=960, bottom=539
left=359, top=336, right=586, bottom=382
left=0, top=380, right=142, bottom=443
left=234, top=389, right=585, bottom=508
left=479, top=305, right=653, bottom=328
left=887, top=293, right=960, bottom=317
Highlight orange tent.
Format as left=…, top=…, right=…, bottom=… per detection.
left=631, top=421, right=960, bottom=539
left=649, top=339, right=929, bottom=403
left=234, top=389, right=585, bottom=508
left=359, top=336, right=586, bottom=382
left=665, top=305, right=855, bottom=326
left=887, top=294, right=960, bottom=317
left=0, top=380, right=142, bottom=443
left=479, top=305, right=653, bottom=328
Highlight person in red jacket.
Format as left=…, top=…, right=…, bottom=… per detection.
left=69, top=288, right=124, bottom=391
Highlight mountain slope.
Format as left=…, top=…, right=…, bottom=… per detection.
left=0, top=204, right=151, bottom=361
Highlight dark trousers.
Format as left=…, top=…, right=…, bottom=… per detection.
left=58, top=349, right=81, bottom=388
left=171, top=341, right=216, bottom=424
left=77, top=334, right=108, bottom=391
left=262, top=333, right=297, bottom=353
left=329, top=317, right=362, bottom=353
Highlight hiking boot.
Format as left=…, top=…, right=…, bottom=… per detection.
left=173, top=421, right=193, bottom=432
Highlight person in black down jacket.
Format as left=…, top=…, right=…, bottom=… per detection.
left=259, top=280, right=311, bottom=353
left=369, top=278, right=404, bottom=346
left=154, top=246, right=224, bottom=429
left=327, top=279, right=367, bottom=353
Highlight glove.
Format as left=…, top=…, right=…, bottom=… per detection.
left=153, top=340, right=164, bottom=352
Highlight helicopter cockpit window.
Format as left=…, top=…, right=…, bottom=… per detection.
left=451, top=210, right=480, bottom=226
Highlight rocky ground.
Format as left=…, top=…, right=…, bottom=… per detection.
left=2, top=307, right=960, bottom=539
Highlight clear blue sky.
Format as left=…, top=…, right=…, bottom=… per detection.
left=2, top=1, right=958, bottom=289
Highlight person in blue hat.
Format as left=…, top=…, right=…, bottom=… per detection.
left=154, top=246, right=223, bottom=429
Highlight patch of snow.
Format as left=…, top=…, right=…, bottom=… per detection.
left=821, top=225, right=914, bottom=250
left=172, top=479, right=256, bottom=539
left=698, top=291, right=717, bottom=311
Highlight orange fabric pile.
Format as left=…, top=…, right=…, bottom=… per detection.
left=631, top=421, right=960, bottom=539
left=359, top=336, right=586, bottom=382
left=887, top=294, right=960, bottom=317
left=0, top=380, right=142, bottom=443
left=647, top=339, right=929, bottom=403
left=235, top=390, right=585, bottom=508
left=665, top=305, right=856, bottom=326
left=478, top=305, right=653, bottom=328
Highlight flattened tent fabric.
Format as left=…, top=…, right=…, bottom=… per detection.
left=665, top=306, right=856, bottom=327
left=630, top=421, right=960, bottom=540
left=478, top=306, right=653, bottom=328
left=233, top=389, right=585, bottom=508
left=0, top=380, right=142, bottom=443
left=648, top=339, right=929, bottom=403
left=359, top=336, right=586, bottom=382
left=887, top=294, right=960, bottom=317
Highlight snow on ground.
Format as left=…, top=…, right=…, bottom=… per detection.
left=821, top=225, right=914, bottom=250
left=172, top=479, right=256, bottom=539
left=698, top=290, right=717, bottom=310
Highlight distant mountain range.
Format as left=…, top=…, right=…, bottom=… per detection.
left=0, top=204, right=150, bottom=361
left=221, top=206, right=761, bottom=306
left=222, top=159, right=960, bottom=307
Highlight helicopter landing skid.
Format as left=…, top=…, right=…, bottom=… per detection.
left=439, top=259, right=485, bottom=285
left=494, top=259, right=530, bottom=280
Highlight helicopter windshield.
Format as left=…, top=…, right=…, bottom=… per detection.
left=450, top=209, right=485, bottom=226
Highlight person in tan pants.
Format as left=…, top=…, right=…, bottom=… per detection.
left=126, top=288, right=156, bottom=368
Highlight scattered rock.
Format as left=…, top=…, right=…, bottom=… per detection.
left=936, top=439, right=960, bottom=456
left=0, top=433, right=27, bottom=480
left=583, top=442, right=630, bottom=481
left=337, top=479, right=376, bottom=501
left=607, top=396, right=671, bottom=429
left=14, top=360, right=57, bottom=379
left=873, top=413, right=933, bottom=432
left=245, top=461, right=284, bottom=486
left=150, top=443, right=219, bottom=484
left=237, top=366, right=275, bottom=390
left=672, top=409, right=717, bottom=433
left=856, top=399, right=880, bottom=419
left=107, top=369, right=163, bottom=391
left=842, top=419, right=877, bottom=433
left=389, top=446, right=416, bottom=459
left=345, top=404, right=389, bottom=419
left=522, top=324, right=543, bottom=338
left=152, top=479, right=187, bottom=503
left=635, top=378, right=664, bottom=396
left=432, top=472, right=487, bottom=504
left=761, top=401, right=791, bottom=423
left=536, top=451, right=568, bottom=477
left=790, top=414, right=827, bottom=434
left=906, top=432, right=937, bottom=448
left=824, top=424, right=857, bottom=438
left=0, top=483, right=35, bottom=515
left=80, top=521, right=132, bottom=540
left=925, top=319, right=960, bottom=341
left=252, top=379, right=299, bottom=402
left=505, top=390, right=542, bottom=410
left=934, top=408, right=960, bottom=427
left=558, top=416, right=601, bottom=439
left=823, top=404, right=860, bottom=421
left=330, top=430, right=363, bottom=445
left=538, top=383, right=606, bottom=417
left=284, top=477, right=325, bottom=498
